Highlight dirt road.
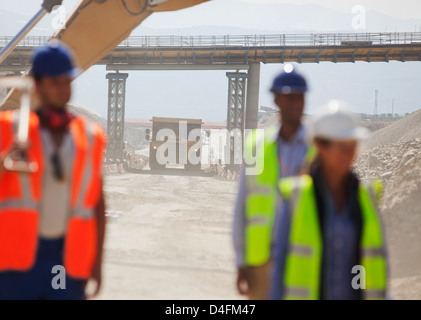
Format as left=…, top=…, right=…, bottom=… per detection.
left=96, top=171, right=242, bottom=300
left=95, top=168, right=416, bottom=300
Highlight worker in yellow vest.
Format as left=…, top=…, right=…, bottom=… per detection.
left=233, top=64, right=314, bottom=300
left=270, top=100, right=388, bottom=300
left=0, top=40, right=107, bottom=300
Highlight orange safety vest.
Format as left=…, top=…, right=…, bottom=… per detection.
left=0, top=110, right=106, bottom=279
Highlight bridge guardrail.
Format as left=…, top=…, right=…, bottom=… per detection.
left=0, top=35, right=51, bottom=48
left=1, top=33, right=421, bottom=49
left=118, top=32, right=421, bottom=48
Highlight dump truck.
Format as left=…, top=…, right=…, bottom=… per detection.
left=146, top=117, right=203, bottom=171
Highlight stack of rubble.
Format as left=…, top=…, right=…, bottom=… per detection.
left=68, top=101, right=106, bottom=128
left=353, top=109, right=421, bottom=280
left=354, top=138, right=421, bottom=196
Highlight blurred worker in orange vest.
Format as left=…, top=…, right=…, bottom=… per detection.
left=0, top=40, right=107, bottom=300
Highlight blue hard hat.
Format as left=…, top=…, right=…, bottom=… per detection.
left=31, top=39, right=80, bottom=78
left=270, top=64, right=308, bottom=94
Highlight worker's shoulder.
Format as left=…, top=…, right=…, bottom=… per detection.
left=359, top=178, right=384, bottom=204
left=360, top=177, right=383, bottom=190
left=71, top=114, right=101, bottom=128
left=278, top=174, right=313, bottom=199
left=244, top=124, right=279, bottom=146
left=72, top=114, right=106, bottom=138
left=0, top=110, right=40, bottom=127
left=0, top=109, right=18, bottom=122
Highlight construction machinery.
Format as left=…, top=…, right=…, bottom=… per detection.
left=122, top=140, right=149, bottom=172
left=0, top=0, right=209, bottom=110
left=146, top=117, right=203, bottom=171
left=0, top=0, right=209, bottom=171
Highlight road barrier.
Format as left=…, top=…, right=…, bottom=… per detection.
left=104, top=164, right=124, bottom=175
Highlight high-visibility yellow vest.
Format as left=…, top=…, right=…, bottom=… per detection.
left=243, top=126, right=313, bottom=266
left=279, top=175, right=387, bottom=300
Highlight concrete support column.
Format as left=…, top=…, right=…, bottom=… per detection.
left=226, top=72, right=248, bottom=171
left=245, top=62, right=261, bottom=130
left=106, top=72, right=129, bottom=164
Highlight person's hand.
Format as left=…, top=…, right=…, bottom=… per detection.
left=236, top=267, right=250, bottom=296
left=0, top=141, right=30, bottom=173
left=85, top=263, right=102, bottom=299
left=6, top=141, right=30, bottom=154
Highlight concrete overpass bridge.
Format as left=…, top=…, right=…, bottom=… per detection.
left=1, top=32, right=421, bottom=164
left=2, top=32, right=421, bottom=70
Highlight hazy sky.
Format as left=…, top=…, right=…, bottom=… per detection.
left=242, top=0, right=421, bottom=20
left=3, top=0, right=421, bottom=20
left=1, top=0, right=421, bottom=121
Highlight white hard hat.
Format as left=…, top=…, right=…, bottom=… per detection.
left=311, top=100, right=369, bottom=140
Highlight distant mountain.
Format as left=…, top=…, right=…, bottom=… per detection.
left=136, top=0, right=421, bottom=34
left=1, top=2, right=420, bottom=122
left=134, top=25, right=286, bottom=36
left=0, top=9, right=54, bottom=36
left=2, top=1, right=420, bottom=39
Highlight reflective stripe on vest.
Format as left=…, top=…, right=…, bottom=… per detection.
left=65, top=117, right=106, bottom=279
left=358, top=181, right=387, bottom=300
left=279, top=175, right=387, bottom=300
left=0, top=110, right=44, bottom=271
left=0, top=111, right=106, bottom=278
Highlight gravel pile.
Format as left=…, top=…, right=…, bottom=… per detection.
left=362, top=109, right=421, bottom=149
left=68, top=101, right=106, bottom=129
left=354, top=110, right=421, bottom=279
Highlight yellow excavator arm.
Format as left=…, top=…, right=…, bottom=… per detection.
left=56, top=0, right=209, bottom=72
left=1, top=0, right=209, bottom=109
left=150, top=0, right=208, bottom=12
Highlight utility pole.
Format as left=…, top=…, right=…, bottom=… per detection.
left=392, top=98, right=394, bottom=117
left=374, top=89, right=378, bottom=118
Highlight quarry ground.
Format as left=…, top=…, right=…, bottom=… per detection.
left=95, top=111, right=421, bottom=300
left=95, top=167, right=420, bottom=300
left=96, top=171, right=242, bottom=300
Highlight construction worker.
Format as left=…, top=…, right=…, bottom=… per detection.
left=270, top=101, right=388, bottom=300
left=0, top=40, right=107, bottom=300
left=233, top=64, right=313, bottom=300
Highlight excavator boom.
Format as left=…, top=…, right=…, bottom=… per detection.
left=0, top=0, right=209, bottom=109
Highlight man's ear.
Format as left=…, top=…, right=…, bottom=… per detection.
left=33, top=78, right=40, bottom=91
left=274, top=93, right=280, bottom=107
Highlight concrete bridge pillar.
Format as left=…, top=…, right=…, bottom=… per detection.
left=106, top=72, right=128, bottom=164
left=225, top=72, right=248, bottom=171
left=245, top=62, right=261, bottom=130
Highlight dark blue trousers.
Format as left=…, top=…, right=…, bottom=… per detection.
left=0, top=237, right=87, bottom=300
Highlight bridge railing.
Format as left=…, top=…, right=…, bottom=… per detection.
left=1, top=33, right=421, bottom=49
left=119, top=32, right=421, bottom=48
left=0, top=35, right=51, bottom=48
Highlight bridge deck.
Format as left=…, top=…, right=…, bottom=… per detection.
left=1, top=32, right=420, bottom=72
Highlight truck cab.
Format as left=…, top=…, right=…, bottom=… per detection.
left=147, top=117, right=203, bottom=171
